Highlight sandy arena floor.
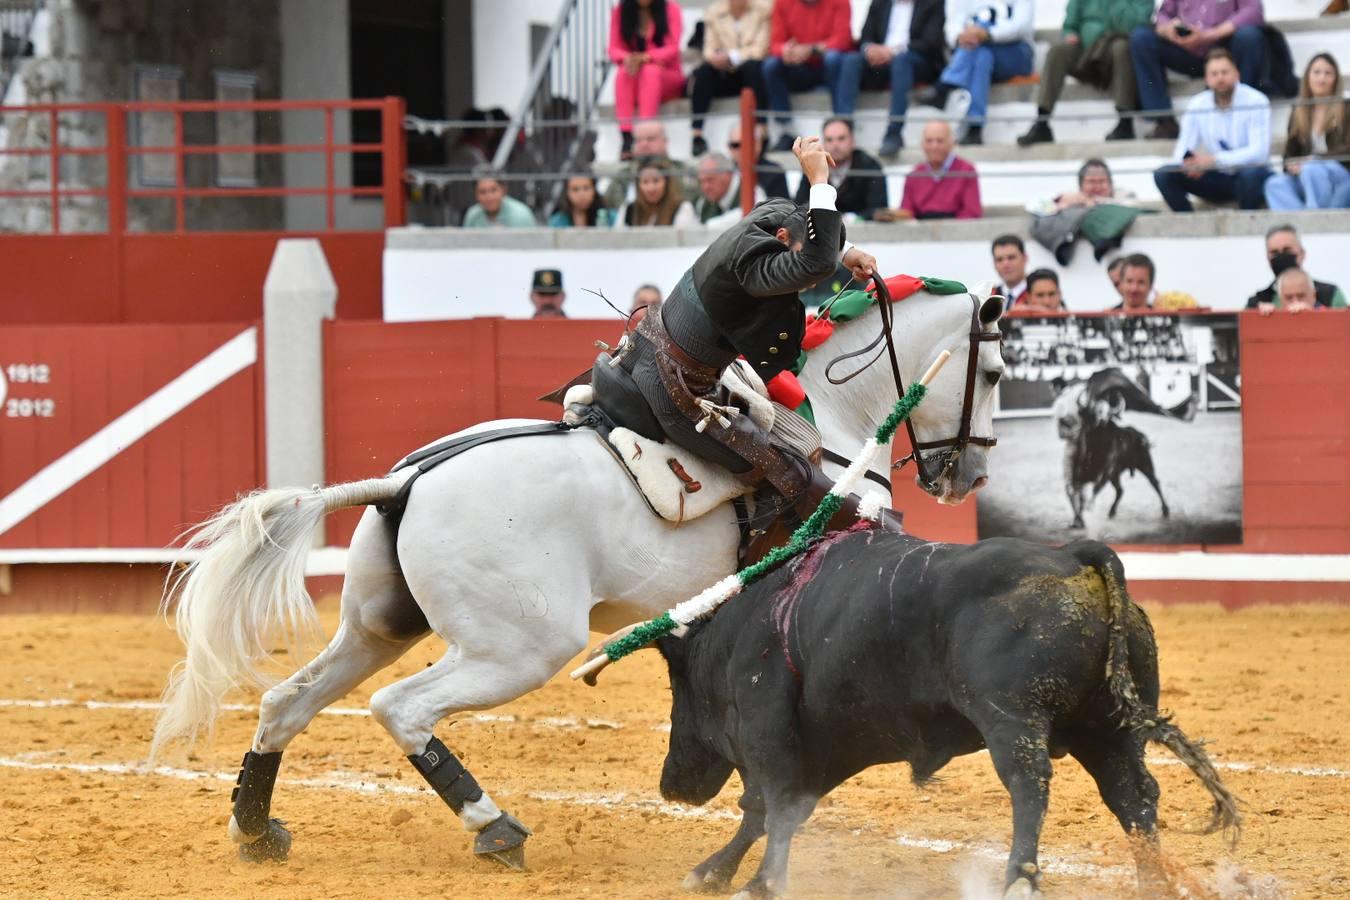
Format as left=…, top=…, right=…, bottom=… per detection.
left=1, top=603, right=1347, bottom=899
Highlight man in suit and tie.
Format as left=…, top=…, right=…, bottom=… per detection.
left=792, top=117, right=889, bottom=220
left=992, top=234, right=1030, bottom=307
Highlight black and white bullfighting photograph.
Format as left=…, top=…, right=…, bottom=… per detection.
left=977, top=314, right=1243, bottom=545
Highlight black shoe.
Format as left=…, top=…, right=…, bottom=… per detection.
left=959, top=125, right=983, bottom=146
left=620, top=131, right=634, bottom=160
left=1055, top=241, right=1076, bottom=267
left=915, top=83, right=953, bottom=110
left=879, top=130, right=904, bottom=158
left=1144, top=117, right=1179, bottom=141
left=1017, top=120, right=1053, bottom=147
left=1092, top=235, right=1123, bottom=262
left=1104, top=118, right=1135, bottom=141
left=691, top=134, right=708, bottom=157
left=771, top=133, right=795, bottom=153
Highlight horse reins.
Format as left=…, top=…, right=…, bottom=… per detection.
left=822, top=278, right=1001, bottom=492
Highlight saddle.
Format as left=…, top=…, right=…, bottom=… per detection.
left=562, top=352, right=820, bottom=525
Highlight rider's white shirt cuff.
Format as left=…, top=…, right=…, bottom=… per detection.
left=808, top=183, right=838, bottom=211
left=841, top=240, right=856, bottom=261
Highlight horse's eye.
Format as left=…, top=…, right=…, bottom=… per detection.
left=985, top=370, right=1002, bottom=386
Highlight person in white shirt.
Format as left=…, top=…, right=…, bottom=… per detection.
left=1153, top=47, right=1273, bottom=211
left=991, top=234, right=1029, bottom=307
left=831, top=0, right=948, bottom=157
left=918, top=0, right=1036, bottom=146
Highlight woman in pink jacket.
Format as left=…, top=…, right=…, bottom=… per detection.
left=610, top=0, right=685, bottom=158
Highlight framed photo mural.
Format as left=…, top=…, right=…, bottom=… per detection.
left=976, top=313, right=1243, bottom=545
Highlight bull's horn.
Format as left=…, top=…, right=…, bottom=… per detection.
left=571, top=622, right=646, bottom=686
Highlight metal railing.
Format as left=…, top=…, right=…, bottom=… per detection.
left=0, top=0, right=40, bottom=101
left=0, top=96, right=407, bottom=234
left=492, top=0, right=614, bottom=199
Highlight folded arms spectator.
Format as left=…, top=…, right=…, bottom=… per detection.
left=1128, top=0, right=1266, bottom=139
left=763, top=0, right=855, bottom=151
left=1153, top=48, right=1271, bottom=212
left=463, top=167, right=539, bottom=228
left=1019, top=0, right=1154, bottom=145
left=922, top=0, right=1035, bottom=146
left=610, top=0, right=686, bottom=159
left=792, top=117, right=888, bottom=220
left=833, top=0, right=947, bottom=157
left=1029, top=159, right=1142, bottom=265
left=689, top=0, right=771, bottom=156
left=1264, top=53, right=1350, bottom=210
left=899, top=120, right=982, bottom=219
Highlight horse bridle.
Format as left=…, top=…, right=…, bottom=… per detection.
left=823, top=277, right=1001, bottom=493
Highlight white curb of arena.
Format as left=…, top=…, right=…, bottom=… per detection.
left=2, top=548, right=1349, bottom=582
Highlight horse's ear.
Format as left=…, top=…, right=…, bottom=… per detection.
left=979, top=293, right=1005, bottom=326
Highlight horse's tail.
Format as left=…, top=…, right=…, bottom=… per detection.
left=1075, top=541, right=1243, bottom=844
left=151, top=475, right=407, bottom=760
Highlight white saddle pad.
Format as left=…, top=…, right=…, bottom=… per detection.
left=606, top=427, right=751, bottom=524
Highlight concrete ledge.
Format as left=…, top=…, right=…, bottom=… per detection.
left=389, top=209, right=1350, bottom=251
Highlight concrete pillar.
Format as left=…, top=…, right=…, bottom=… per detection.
left=263, top=238, right=336, bottom=541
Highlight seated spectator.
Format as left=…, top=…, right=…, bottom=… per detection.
left=1268, top=267, right=1347, bottom=313
left=614, top=156, right=699, bottom=227
left=530, top=269, right=567, bottom=318
left=1153, top=48, right=1271, bottom=213
left=1128, top=0, right=1266, bottom=140
left=1265, top=54, right=1350, bottom=211
left=833, top=0, right=947, bottom=157
left=463, top=168, right=538, bottom=227
left=694, top=152, right=767, bottom=226
left=1107, top=256, right=1127, bottom=297
left=1247, top=223, right=1348, bottom=311
left=762, top=0, right=854, bottom=152
left=727, top=121, right=790, bottom=199
left=1112, top=253, right=1156, bottom=310
left=689, top=0, right=770, bottom=157
left=609, top=0, right=685, bottom=159
left=1028, top=159, right=1143, bottom=264
left=548, top=173, right=616, bottom=228
left=792, top=118, right=887, bottom=220
left=1018, top=0, right=1153, bottom=145
left=631, top=284, right=663, bottom=324
left=1023, top=268, right=1067, bottom=312
left=991, top=234, right=1029, bottom=307
left=605, top=121, right=694, bottom=207
left=919, top=0, right=1034, bottom=146
left=898, top=121, right=982, bottom=219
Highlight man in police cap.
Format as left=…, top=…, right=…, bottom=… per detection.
left=530, top=269, right=567, bottom=318
left=601, top=135, right=899, bottom=547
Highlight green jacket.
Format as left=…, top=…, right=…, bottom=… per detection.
left=1062, top=0, right=1153, bottom=48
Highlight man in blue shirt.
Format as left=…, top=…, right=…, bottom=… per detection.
left=1152, top=47, right=1271, bottom=211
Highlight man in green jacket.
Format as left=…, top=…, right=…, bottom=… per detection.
left=1018, top=0, right=1155, bottom=145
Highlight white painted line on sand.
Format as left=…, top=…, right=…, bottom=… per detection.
left=0, top=754, right=1131, bottom=882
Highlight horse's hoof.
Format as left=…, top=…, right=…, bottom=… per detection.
left=236, top=818, right=291, bottom=863
left=683, top=868, right=731, bottom=892
left=474, top=812, right=531, bottom=871
left=1003, top=877, right=1041, bottom=899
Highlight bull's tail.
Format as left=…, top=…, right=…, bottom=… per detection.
left=150, top=474, right=409, bottom=761
left=1085, top=545, right=1243, bottom=844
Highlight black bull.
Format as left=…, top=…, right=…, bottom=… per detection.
left=656, top=527, right=1240, bottom=898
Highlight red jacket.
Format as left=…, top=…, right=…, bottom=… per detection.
left=901, top=154, right=982, bottom=220
left=770, top=0, right=854, bottom=59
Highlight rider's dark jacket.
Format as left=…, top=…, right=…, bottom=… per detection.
left=671, top=197, right=844, bottom=380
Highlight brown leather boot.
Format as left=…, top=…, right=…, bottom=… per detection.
left=744, top=467, right=902, bottom=565
left=1322, top=0, right=1347, bottom=16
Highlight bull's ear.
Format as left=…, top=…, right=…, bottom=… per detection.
left=979, top=294, right=1005, bottom=326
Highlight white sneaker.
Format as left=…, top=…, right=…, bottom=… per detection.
left=945, top=88, right=972, bottom=127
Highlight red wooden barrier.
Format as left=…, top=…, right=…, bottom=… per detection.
left=0, top=324, right=260, bottom=548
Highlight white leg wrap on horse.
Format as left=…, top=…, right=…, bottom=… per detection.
left=462, top=792, right=503, bottom=832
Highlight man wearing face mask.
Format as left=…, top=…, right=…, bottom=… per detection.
left=1246, top=223, right=1347, bottom=313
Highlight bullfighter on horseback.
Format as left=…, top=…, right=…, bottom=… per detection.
left=595, top=135, right=904, bottom=550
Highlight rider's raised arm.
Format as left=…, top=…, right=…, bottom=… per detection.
left=729, top=192, right=842, bottom=298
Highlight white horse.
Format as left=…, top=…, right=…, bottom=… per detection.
left=152, top=285, right=1006, bottom=869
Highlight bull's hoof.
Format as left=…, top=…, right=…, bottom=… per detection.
left=1003, top=876, right=1041, bottom=899
left=474, top=813, right=532, bottom=871
left=683, top=867, right=732, bottom=892
left=236, top=818, right=291, bottom=863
